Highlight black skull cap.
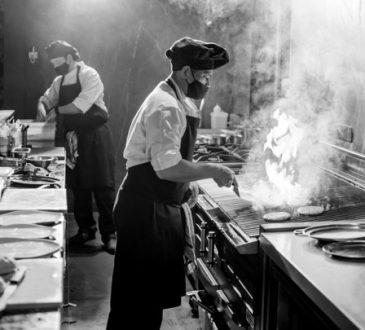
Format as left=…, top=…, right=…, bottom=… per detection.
left=166, top=37, right=229, bottom=71
left=45, top=40, right=81, bottom=60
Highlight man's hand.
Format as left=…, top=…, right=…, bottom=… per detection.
left=45, top=109, right=57, bottom=123
left=187, top=181, right=199, bottom=207
left=211, top=164, right=236, bottom=187
left=36, top=102, right=47, bottom=122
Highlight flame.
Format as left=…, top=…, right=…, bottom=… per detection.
left=250, top=108, right=311, bottom=208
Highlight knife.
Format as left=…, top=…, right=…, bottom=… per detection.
left=232, top=177, right=240, bottom=197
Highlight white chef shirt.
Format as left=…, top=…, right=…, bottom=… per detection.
left=40, top=61, right=108, bottom=113
left=124, top=78, right=200, bottom=171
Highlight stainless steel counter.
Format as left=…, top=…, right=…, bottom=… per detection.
left=0, top=144, right=66, bottom=330
left=260, top=232, right=365, bottom=330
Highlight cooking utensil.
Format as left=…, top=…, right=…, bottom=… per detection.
left=10, top=174, right=60, bottom=187
left=322, top=240, right=365, bottom=259
left=12, top=147, right=31, bottom=159
left=232, top=177, right=240, bottom=197
left=294, top=223, right=365, bottom=242
left=26, top=156, right=54, bottom=169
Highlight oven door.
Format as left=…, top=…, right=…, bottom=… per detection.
left=190, top=257, right=249, bottom=329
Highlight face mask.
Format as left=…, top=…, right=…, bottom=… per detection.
left=186, top=71, right=210, bottom=99
left=54, top=62, right=69, bottom=76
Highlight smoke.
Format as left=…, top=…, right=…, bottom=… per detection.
left=238, top=0, right=365, bottom=210
left=165, top=0, right=250, bottom=26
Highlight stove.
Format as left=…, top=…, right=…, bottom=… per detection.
left=189, top=157, right=365, bottom=329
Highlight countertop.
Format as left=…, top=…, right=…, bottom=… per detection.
left=0, top=143, right=66, bottom=330
left=260, top=232, right=365, bottom=330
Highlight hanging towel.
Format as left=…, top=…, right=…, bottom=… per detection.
left=65, top=131, right=78, bottom=170
left=181, top=202, right=196, bottom=264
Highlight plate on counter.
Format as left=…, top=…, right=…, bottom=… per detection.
left=294, top=223, right=365, bottom=242
left=0, top=238, right=61, bottom=259
left=0, top=210, right=62, bottom=226
left=10, top=174, right=60, bottom=187
left=322, top=240, right=365, bottom=259
left=0, top=224, right=55, bottom=239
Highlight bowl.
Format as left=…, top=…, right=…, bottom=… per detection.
left=12, top=147, right=31, bottom=159
left=26, top=156, right=54, bottom=169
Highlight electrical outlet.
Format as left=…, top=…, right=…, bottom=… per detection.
left=336, top=124, right=353, bottom=143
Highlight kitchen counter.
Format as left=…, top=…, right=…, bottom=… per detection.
left=0, top=144, right=66, bottom=330
left=260, top=232, right=365, bottom=330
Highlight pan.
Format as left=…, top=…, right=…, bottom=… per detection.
left=10, top=174, right=60, bottom=187
left=322, top=240, right=365, bottom=259
left=293, top=223, right=365, bottom=242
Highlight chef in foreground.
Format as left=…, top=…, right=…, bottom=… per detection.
left=107, top=37, right=237, bottom=329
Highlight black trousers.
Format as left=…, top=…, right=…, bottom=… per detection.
left=106, top=305, right=163, bottom=330
left=72, top=187, right=116, bottom=242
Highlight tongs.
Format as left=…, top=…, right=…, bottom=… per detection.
left=232, top=176, right=240, bottom=197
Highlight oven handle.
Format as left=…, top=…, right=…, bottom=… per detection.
left=195, top=214, right=207, bottom=255
left=207, top=231, right=216, bottom=266
left=216, top=289, right=243, bottom=327
left=196, top=258, right=219, bottom=288
left=187, top=290, right=232, bottom=330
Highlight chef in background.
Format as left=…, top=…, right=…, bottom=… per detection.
left=107, top=36, right=237, bottom=329
left=37, top=41, right=116, bottom=254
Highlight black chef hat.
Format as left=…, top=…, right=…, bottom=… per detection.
left=45, top=40, right=81, bottom=60
left=166, top=37, right=229, bottom=71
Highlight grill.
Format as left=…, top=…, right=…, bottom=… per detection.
left=190, top=164, right=365, bottom=329
left=198, top=173, right=365, bottom=241
left=190, top=132, right=365, bottom=329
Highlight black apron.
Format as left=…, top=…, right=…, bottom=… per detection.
left=58, top=66, right=115, bottom=189
left=110, top=80, right=199, bottom=312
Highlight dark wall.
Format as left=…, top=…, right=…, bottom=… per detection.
left=3, top=0, right=258, bottom=185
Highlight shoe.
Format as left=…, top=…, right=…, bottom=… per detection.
left=69, top=231, right=96, bottom=245
left=103, top=237, right=117, bottom=255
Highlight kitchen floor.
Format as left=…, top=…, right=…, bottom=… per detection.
left=61, top=213, right=203, bottom=330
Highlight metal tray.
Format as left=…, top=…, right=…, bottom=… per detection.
left=0, top=210, right=62, bottom=226
left=0, top=238, right=61, bottom=259
left=322, top=240, right=365, bottom=259
left=294, top=223, right=365, bottom=242
left=0, top=224, right=55, bottom=239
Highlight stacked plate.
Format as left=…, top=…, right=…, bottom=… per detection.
left=294, top=223, right=365, bottom=260
left=0, top=211, right=61, bottom=259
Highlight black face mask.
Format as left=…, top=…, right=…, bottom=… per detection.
left=186, top=71, right=210, bottom=99
left=54, top=62, right=69, bottom=76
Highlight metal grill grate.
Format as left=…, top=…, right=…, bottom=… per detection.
left=198, top=178, right=365, bottom=238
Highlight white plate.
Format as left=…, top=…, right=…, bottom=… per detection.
left=0, top=238, right=61, bottom=259
left=0, top=210, right=62, bottom=226
left=0, top=224, right=55, bottom=239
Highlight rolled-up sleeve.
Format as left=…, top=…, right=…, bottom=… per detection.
left=146, top=105, right=186, bottom=171
left=73, top=69, right=104, bottom=113
left=40, top=77, right=61, bottom=109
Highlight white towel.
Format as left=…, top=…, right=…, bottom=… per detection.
left=65, top=131, right=78, bottom=170
left=181, top=202, right=196, bottom=264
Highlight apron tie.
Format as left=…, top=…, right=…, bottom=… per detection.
left=66, top=131, right=78, bottom=170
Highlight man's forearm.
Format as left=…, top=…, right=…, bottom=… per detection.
left=58, top=103, right=83, bottom=115
left=155, top=159, right=218, bottom=182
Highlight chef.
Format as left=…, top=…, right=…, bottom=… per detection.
left=37, top=40, right=116, bottom=254
left=107, top=37, right=237, bottom=329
